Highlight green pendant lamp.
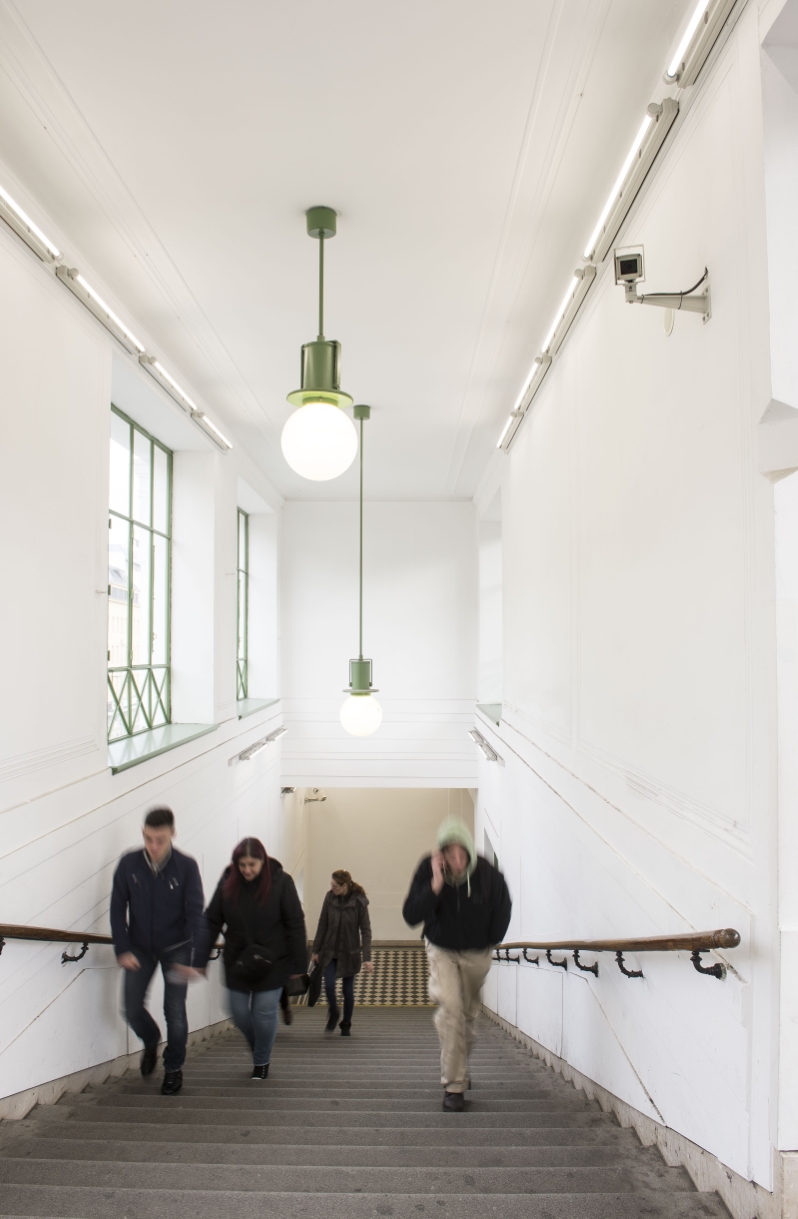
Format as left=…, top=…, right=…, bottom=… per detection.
left=281, top=206, right=358, bottom=481
left=340, top=404, right=382, bottom=737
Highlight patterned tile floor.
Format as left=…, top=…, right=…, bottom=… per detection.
left=299, top=946, right=435, bottom=1007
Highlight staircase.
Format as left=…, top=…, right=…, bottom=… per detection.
left=0, top=1006, right=730, bottom=1217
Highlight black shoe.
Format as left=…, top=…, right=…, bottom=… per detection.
left=161, top=1070, right=183, bottom=1096
left=251, top=1063, right=269, bottom=1080
left=140, top=1045, right=158, bottom=1077
left=325, top=1010, right=340, bottom=1033
left=442, top=1090, right=464, bottom=1112
left=339, top=1021, right=351, bottom=1037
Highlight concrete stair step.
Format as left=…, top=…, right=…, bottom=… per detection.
left=110, top=1083, right=569, bottom=1098
left=0, top=1186, right=732, bottom=1218
left=83, top=1093, right=590, bottom=1112
left=5, top=1119, right=634, bottom=1147
left=0, top=1158, right=698, bottom=1194
left=27, top=1104, right=616, bottom=1128
left=0, top=1138, right=658, bottom=1168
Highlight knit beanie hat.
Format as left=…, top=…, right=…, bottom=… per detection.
left=436, top=816, right=478, bottom=891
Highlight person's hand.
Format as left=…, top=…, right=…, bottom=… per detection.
left=117, top=952, right=140, bottom=971
left=431, top=850, right=445, bottom=895
left=170, top=965, right=205, bottom=981
left=363, top=961, right=374, bottom=974
left=311, top=954, right=319, bottom=965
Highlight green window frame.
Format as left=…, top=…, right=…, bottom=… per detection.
left=107, top=405, right=173, bottom=742
left=237, top=508, right=249, bottom=701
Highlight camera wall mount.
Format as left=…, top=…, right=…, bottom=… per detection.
left=614, top=247, right=711, bottom=323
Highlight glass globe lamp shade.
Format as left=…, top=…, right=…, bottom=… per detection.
left=281, top=401, right=358, bottom=481
left=340, top=693, right=383, bottom=737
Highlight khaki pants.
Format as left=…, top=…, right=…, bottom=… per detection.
left=425, top=942, right=493, bottom=1093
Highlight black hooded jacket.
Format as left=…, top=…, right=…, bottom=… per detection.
left=200, top=858, right=307, bottom=992
left=402, top=854, right=511, bottom=952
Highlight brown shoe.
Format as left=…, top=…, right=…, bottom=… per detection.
left=442, top=1091, right=464, bottom=1112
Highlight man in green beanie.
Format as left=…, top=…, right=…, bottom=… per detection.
left=402, top=815, right=511, bottom=1111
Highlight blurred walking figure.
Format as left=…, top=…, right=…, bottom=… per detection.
left=311, top=870, right=373, bottom=1036
left=110, top=807, right=205, bottom=1097
left=200, top=838, right=306, bottom=1079
left=403, top=816, right=511, bottom=1111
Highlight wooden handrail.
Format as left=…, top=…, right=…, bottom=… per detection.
left=497, top=929, right=740, bottom=953
left=0, top=923, right=112, bottom=945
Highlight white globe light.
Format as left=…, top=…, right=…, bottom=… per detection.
left=340, top=694, right=383, bottom=737
left=281, top=401, right=358, bottom=481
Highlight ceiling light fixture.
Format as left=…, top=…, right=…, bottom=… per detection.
left=229, top=725, right=287, bottom=765
left=340, top=405, right=382, bottom=737
left=281, top=207, right=358, bottom=481
left=56, top=267, right=145, bottom=354
left=468, top=728, right=504, bottom=765
left=583, top=101, right=678, bottom=264
left=139, top=355, right=232, bottom=451
left=664, top=0, right=737, bottom=87
left=0, top=183, right=60, bottom=262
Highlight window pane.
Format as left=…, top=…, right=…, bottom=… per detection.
left=152, top=534, right=169, bottom=666
left=131, top=526, right=151, bottom=665
left=238, top=510, right=248, bottom=571
left=109, top=413, right=130, bottom=517
left=153, top=446, right=169, bottom=535
left=108, top=670, right=129, bottom=741
left=237, top=569, right=247, bottom=661
left=132, top=429, right=151, bottom=526
left=108, top=514, right=129, bottom=668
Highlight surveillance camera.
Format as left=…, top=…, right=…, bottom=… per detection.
left=614, top=247, right=645, bottom=286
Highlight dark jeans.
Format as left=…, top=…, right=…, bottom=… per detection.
left=324, top=959, right=354, bottom=1024
left=227, top=986, right=282, bottom=1066
left=123, top=944, right=191, bottom=1072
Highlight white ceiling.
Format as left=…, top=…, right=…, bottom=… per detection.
left=0, top=0, right=691, bottom=500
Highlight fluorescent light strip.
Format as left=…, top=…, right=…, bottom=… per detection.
left=230, top=725, right=287, bottom=765
left=0, top=183, right=61, bottom=260
left=140, top=355, right=198, bottom=412
left=543, top=277, right=579, bottom=352
left=666, top=0, right=708, bottom=80
left=192, top=411, right=233, bottom=450
left=74, top=273, right=145, bottom=352
left=496, top=415, right=516, bottom=449
left=583, top=114, right=653, bottom=260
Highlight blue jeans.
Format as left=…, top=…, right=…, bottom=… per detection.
left=228, top=987, right=282, bottom=1065
left=123, top=944, right=190, bottom=1072
left=324, top=959, right=355, bottom=1024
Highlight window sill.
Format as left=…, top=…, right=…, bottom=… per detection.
left=476, top=702, right=502, bottom=726
left=237, top=697, right=280, bottom=719
left=108, top=723, right=218, bottom=774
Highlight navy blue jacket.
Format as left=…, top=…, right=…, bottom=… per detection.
left=110, top=846, right=205, bottom=961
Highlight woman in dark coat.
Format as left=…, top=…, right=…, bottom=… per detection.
left=201, top=838, right=307, bottom=1079
left=311, top=869, right=372, bottom=1036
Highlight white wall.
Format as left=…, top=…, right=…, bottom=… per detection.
left=280, top=501, right=478, bottom=787
left=303, top=788, right=473, bottom=941
left=477, top=4, right=779, bottom=1190
left=478, top=493, right=502, bottom=705
left=0, top=225, right=287, bottom=1108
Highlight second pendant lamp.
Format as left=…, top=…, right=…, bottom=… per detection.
left=340, top=405, right=382, bottom=737
left=281, top=207, right=358, bottom=481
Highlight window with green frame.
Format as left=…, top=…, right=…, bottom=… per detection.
left=107, top=406, right=172, bottom=742
left=236, top=508, right=249, bottom=701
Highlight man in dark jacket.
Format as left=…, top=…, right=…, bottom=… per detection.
left=110, top=806, right=205, bottom=1095
left=403, top=815, right=511, bottom=1111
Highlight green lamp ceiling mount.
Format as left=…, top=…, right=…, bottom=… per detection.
left=287, top=206, right=353, bottom=412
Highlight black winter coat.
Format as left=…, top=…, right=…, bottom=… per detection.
left=402, top=855, right=511, bottom=952
left=200, top=859, right=307, bottom=993
left=110, top=847, right=205, bottom=961
left=312, top=890, right=372, bottom=978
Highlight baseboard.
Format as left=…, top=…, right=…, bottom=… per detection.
left=482, top=1005, right=792, bottom=1219
left=0, top=1018, right=232, bottom=1122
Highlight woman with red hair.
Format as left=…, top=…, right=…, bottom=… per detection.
left=201, top=838, right=306, bottom=1079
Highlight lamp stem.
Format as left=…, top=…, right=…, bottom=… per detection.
left=358, top=414, right=363, bottom=661
left=318, top=234, right=325, bottom=340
